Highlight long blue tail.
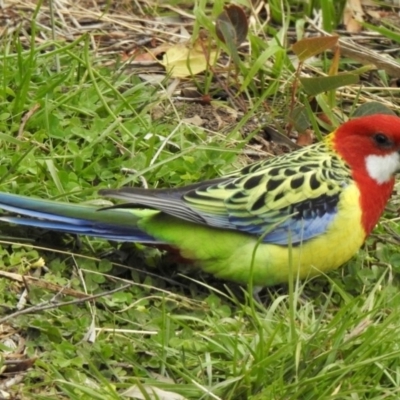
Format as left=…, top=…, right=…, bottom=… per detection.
left=0, top=192, right=160, bottom=243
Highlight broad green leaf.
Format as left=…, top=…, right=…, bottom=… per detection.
left=300, top=73, right=359, bottom=96
left=353, top=102, right=397, bottom=117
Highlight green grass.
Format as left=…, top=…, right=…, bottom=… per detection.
left=1, top=1, right=400, bottom=399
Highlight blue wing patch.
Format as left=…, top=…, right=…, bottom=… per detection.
left=199, top=193, right=340, bottom=245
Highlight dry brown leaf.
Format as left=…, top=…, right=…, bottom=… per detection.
left=343, top=0, right=364, bottom=33
left=3, top=358, right=37, bottom=374
left=296, top=129, right=314, bottom=147
left=216, top=4, right=248, bottom=46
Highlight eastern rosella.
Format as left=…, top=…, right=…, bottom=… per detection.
left=0, top=114, right=399, bottom=286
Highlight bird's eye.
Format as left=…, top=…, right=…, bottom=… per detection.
left=373, top=133, right=393, bottom=148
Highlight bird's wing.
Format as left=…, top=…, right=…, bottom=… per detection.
left=100, top=144, right=353, bottom=245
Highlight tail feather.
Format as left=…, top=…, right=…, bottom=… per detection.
left=0, top=192, right=161, bottom=243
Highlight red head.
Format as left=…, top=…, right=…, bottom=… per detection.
left=331, top=114, right=400, bottom=234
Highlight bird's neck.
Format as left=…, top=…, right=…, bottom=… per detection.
left=351, top=169, right=394, bottom=236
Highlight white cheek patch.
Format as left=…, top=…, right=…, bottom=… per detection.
left=365, top=152, right=400, bottom=184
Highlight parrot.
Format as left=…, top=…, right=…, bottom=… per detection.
left=0, top=113, right=399, bottom=286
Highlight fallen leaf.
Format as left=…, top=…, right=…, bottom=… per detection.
left=161, top=41, right=219, bottom=78
left=343, top=0, right=364, bottom=33
left=296, top=129, right=314, bottom=146
left=3, top=358, right=37, bottom=373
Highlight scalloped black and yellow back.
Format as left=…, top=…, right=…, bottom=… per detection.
left=180, top=140, right=353, bottom=245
